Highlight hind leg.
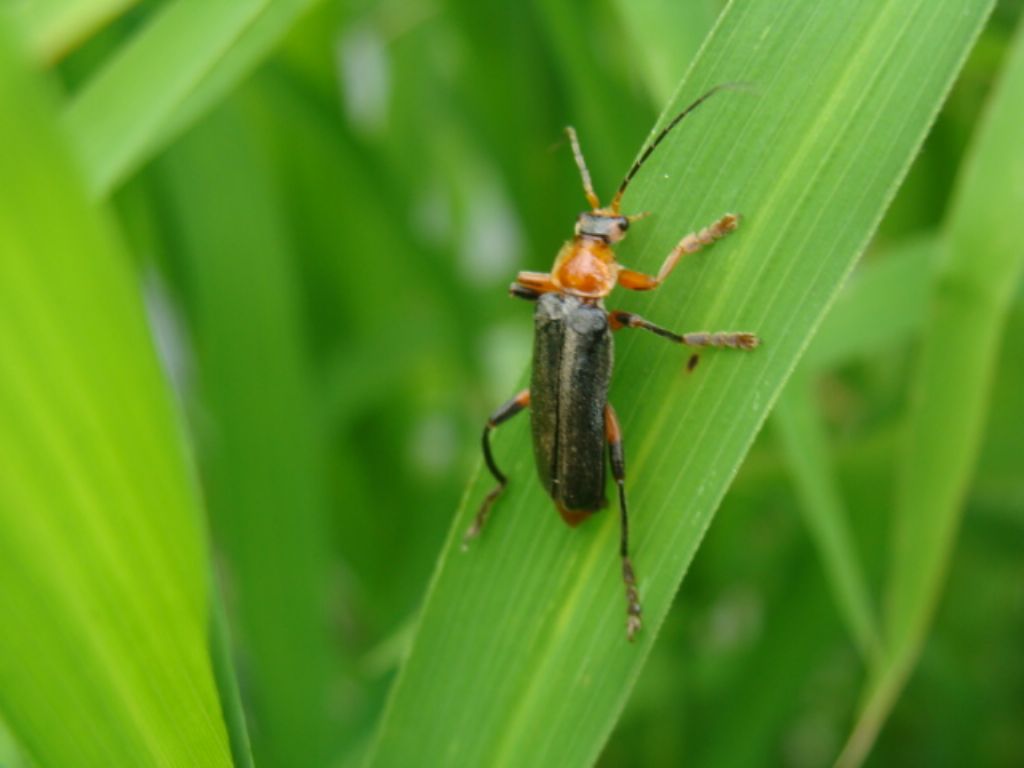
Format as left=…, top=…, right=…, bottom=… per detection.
left=462, top=389, right=530, bottom=549
left=606, top=403, right=642, bottom=641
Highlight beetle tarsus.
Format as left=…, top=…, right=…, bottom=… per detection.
left=681, top=331, right=761, bottom=349
left=462, top=483, right=505, bottom=550
left=624, top=556, right=642, bottom=641
left=680, top=212, right=740, bottom=255
left=610, top=311, right=761, bottom=353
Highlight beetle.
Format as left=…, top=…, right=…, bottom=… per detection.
left=462, top=86, right=760, bottom=641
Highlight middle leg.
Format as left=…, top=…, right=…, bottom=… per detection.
left=610, top=310, right=760, bottom=350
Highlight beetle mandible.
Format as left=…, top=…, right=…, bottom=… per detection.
left=463, top=86, right=761, bottom=641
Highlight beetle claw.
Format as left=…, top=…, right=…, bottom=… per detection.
left=462, top=483, right=504, bottom=550
left=623, top=557, right=642, bottom=641
left=627, top=612, right=642, bottom=642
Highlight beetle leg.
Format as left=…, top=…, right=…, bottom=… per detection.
left=618, top=213, right=739, bottom=291
left=512, top=271, right=558, bottom=299
left=509, top=283, right=543, bottom=301
left=609, top=310, right=760, bottom=350
left=606, top=403, right=642, bottom=641
left=462, top=389, right=531, bottom=549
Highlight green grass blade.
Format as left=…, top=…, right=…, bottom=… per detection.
left=10, top=0, right=137, bottom=63
left=146, top=0, right=319, bottom=167
left=839, top=17, right=1024, bottom=766
left=771, top=238, right=938, bottom=665
left=611, top=0, right=722, bottom=104
left=772, top=375, right=882, bottom=664
left=62, top=0, right=317, bottom=199
left=156, top=98, right=338, bottom=768
left=0, top=22, right=232, bottom=767
left=208, top=593, right=255, bottom=768
left=367, top=1, right=993, bottom=766
left=803, top=237, right=937, bottom=370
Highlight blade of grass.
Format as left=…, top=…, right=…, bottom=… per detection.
left=10, top=0, right=138, bottom=63
left=367, top=1, right=994, bottom=766
left=770, top=238, right=937, bottom=665
left=62, top=0, right=318, bottom=199
left=532, top=0, right=653, bottom=187
left=146, top=0, right=320, bottom=166
left=155, top=97, right=338, bottom=768
left=839, top=16, right=1024, bottom=766
left=803, top=237, right=938, bottom=371
left=0, top=21, right=232, bottom=767
left=617, top=0, right=907, bottom=669
left=0, top=717, right=28, bottom=768
left=612, top=0, right=722, bottom=105
left=208, top=593, right=255, bottom=768
left=773, top=374, right=883, bottom=664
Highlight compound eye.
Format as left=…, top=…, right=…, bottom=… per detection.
left=618, top=217, right=630, bottom=231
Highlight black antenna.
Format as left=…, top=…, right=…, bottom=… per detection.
left=612, top=83, right=745, bottom=211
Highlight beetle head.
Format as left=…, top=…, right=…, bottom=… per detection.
left=576, top=211, right=630, bottom=243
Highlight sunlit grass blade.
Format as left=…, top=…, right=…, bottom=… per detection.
left=367, top=1, right=994, bottom=766
left=772, top=375, right=882, bottom=664
left=10, top=0, right=138, bottom=63
left=0, top=21, right=232, bottom=767
left=839, top=17, right=1024, bottom=766
left=62, top=0, right=316, bottom=199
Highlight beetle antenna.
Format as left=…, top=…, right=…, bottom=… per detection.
left=566, top=125, right=601, bottom=210
left=611, top=82, right=747, bottom=212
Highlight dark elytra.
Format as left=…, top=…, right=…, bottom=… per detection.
left=530, top=293, right=612, bottom=519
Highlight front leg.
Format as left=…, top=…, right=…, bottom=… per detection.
left=618, top=213, right=739, bottom=291
left=510, top=271, right=558, bottom=300
left=610, top=310, right=760, bottom=350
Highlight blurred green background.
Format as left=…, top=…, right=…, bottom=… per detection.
left=0, top=1, right=1022, bottom=766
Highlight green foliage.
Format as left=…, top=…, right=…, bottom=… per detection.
left=0, top=1, right=1021, bottom=767
left=0, top=17, right=231, bottom=767
left=368, top=1, right=997, bottom=765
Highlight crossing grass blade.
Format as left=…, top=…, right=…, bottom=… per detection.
left=801, top=237, right=937, bottom=371
left=10, top=0, right=138, bottom=63
left=62, top=0, right=318, bottom=199
left=611, top=0, right=722, bottom=105
left=772, top=375, right=883, bottom=664
left=366, top=1, right=994, bottom=766
left=839, top=17, right=1024, bottom=766
left=0, top=20, right=233, bottom=767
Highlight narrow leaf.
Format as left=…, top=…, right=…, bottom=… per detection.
left=367, top=1, right=994, bottom=766
left=157, top=99, right=338, bottom=768
left=62, top=0, right=317, bottom=198
left=11, top=0, right=137, bottom=63
left=840, top=16, right=1024, bottom=766
left=0, top=21, right=232, bottom=767
left=772, top=374, right=882, bottom=664
left=612, top=0, right=722, bottom=105
left=803, top=237, right=937, bottom=371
